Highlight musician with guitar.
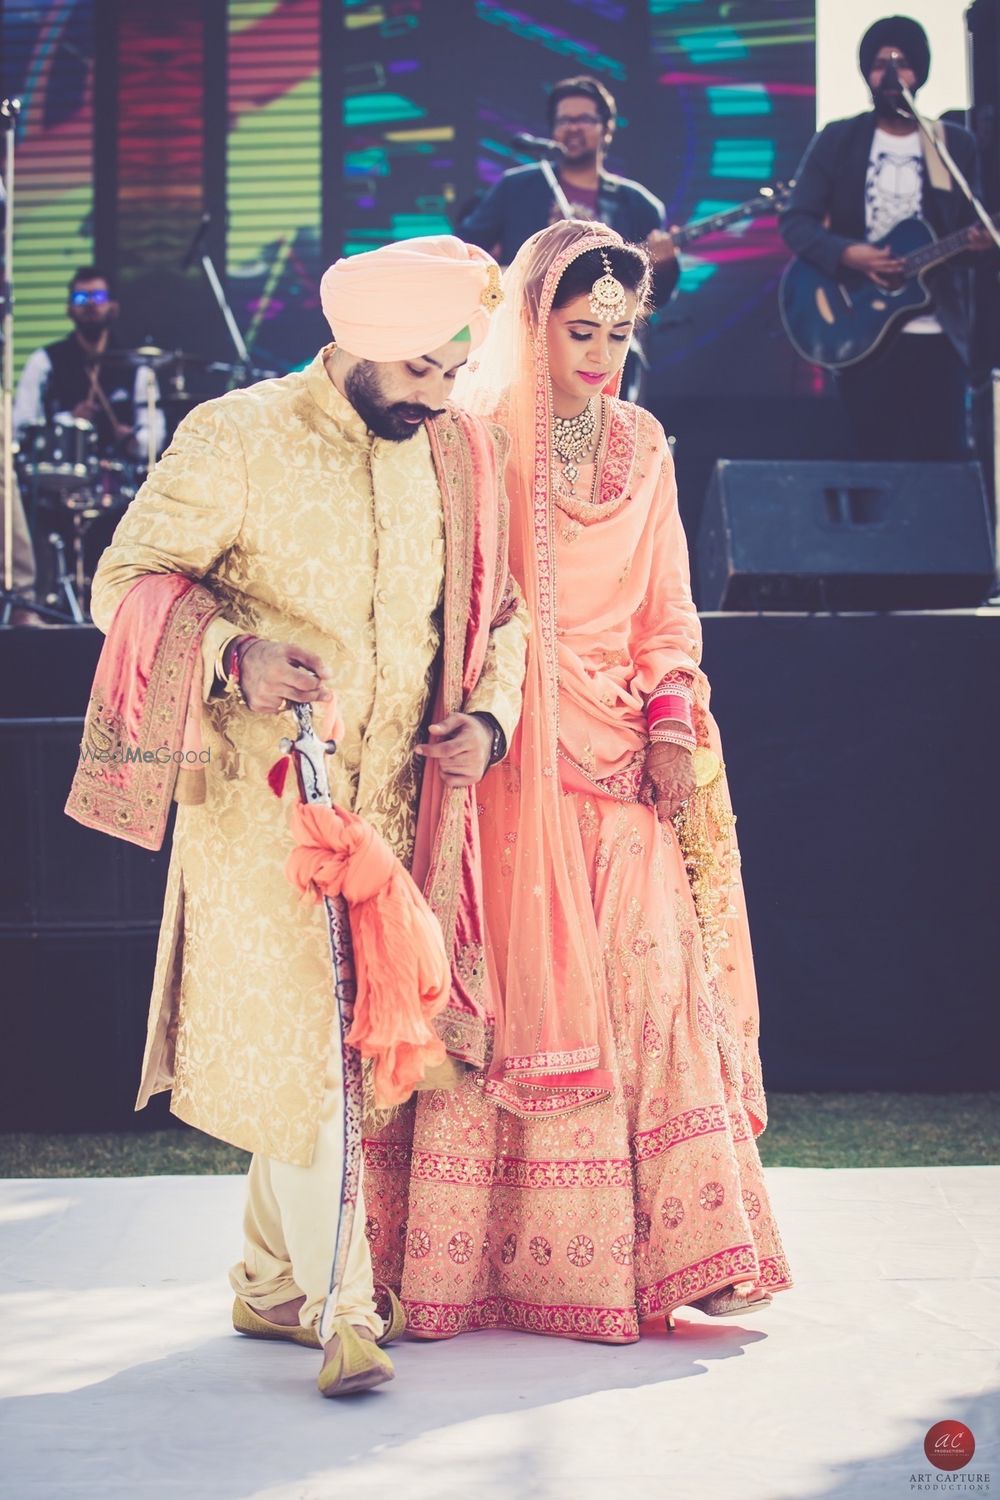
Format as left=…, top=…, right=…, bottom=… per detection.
left=457, top=75, right=680, bottom=309
left=459, top=75, right=786, bottom=402
left=779, top=15, right=996, bottom=461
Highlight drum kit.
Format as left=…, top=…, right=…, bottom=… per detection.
left=3, top=96, right=276, bottom=625
left=14, top=346, right=250, bottom=619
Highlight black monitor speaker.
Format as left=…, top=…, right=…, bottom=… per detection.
left=696, top=460, right=996, bottom=611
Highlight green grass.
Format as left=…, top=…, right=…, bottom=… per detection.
left=1, top=1094, right=996, bottom=1177
left=756, top=1091, right=999, bottom=1168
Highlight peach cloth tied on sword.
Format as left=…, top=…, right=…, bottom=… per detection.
left=280, top=697, right=449, bottom=1108
left=320, top=234, right=503, bottom=362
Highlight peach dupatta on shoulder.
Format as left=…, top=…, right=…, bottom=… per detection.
left=65, top=575, right=220, bottom=851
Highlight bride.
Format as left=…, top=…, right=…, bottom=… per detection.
left=365, top=220, right=792, bottom=1342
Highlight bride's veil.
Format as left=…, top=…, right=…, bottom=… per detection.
left=452, top=220, right=633, bottom=1111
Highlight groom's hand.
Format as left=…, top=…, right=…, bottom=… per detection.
left=416, top=712, right=492, bottom=787
left=234, top=640, right=333, bottom=715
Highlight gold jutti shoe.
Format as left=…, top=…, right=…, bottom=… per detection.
left=233, top=1292, right=405, bottom=1349
left=317, top=1319, right=395, bottom=1398
left=232, top=1296, right=321, bottom=1348
left=374, top=1284, right=407, bottom=1346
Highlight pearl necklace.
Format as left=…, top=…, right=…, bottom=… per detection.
left=552, top=398, right=597, bottom=494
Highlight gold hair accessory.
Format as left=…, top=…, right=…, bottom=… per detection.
left=481, top=263, right=504, bottom=311
left=588, top=250, right=628, bottom=323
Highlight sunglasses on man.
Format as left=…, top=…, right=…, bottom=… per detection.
left=553, top=114, right=603, bottom=129
left=70, top=289, right=111, bottom=305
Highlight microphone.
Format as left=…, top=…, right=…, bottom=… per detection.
left=878, top=61, right=913, bottom=118
left=181, top=212, right=212, bottom=271
left=512, top=132, right=565, bottom=159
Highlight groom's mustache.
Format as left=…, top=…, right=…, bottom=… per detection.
left=391, top=403, right=446, bottom=422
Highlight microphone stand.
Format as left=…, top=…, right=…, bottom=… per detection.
left=1, top=98, right=18, bottom=612
left=179, top=210, right=265, bottom=390
left=181, top=212, right=253, bottom=382
left=898, top=79, right=1000, bottom=539
left=899, top=82, right=1000, bottom=251
left=199, top=247, right=251, bottom=375
left=1, top=96, right=77, bottom=626
left=539, top=157, right=574, bottom=223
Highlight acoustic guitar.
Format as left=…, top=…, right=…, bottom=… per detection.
left=779, top=211, right=1000, bottom=370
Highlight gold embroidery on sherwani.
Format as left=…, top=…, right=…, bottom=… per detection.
left=91, top=354, right=456, bottom=1165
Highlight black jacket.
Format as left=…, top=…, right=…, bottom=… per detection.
left=779, top=110, right=979, bottom=363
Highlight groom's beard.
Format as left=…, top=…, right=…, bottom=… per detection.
left=344, top=362, right=445, bottom=442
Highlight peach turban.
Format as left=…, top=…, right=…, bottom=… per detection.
left=320, top=235, right=503, bottom=362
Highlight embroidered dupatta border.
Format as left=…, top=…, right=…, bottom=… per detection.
left=65, top=583, right=219, bottom=851
left=421, top=408, right=497, bottom=1067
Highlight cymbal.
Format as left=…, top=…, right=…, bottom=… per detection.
left=94, top=346, right=211, bottom=370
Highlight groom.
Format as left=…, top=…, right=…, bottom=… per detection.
left=85, top=236, right=528, bottom=1396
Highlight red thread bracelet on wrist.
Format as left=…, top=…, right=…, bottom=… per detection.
left=228, top=634, right=258, bottom=690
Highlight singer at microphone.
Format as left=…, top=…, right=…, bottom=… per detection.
left=456, top=74, right=678, bottom=310
left=779, top=13, right=996, bottom=463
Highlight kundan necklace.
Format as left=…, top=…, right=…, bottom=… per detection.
left=552, top=398, right=597, bottom=496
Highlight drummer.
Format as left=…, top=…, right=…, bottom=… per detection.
left=13, top=266, right=166, bottom=462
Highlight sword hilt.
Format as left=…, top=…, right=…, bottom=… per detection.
left=281, top=702, right=337, bottom=808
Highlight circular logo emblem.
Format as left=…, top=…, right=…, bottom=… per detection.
left=924, top=1420, right=975, bottom=1471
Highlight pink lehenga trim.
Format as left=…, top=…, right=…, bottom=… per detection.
left=401, top=1244, right=795, bottom=1342
left=483, top=1077, right=611, bottom=1116
left=631, top=1104, right=728, bottom=1162
left=405, top=1295, right=640, bottom=1343
left=499, top=1044, right=601, bottom=1075
left=638, top=1249, right=795, bottom=1319
left=407, top=1147, right=634, bottom=1191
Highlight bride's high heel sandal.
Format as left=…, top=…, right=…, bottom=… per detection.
left=317, top=1318, right=395, bottom=1397
left=688, top=1284, right=772, bottom=1318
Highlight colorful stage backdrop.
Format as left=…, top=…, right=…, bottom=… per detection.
left=3, top=0, right=817, bottom=401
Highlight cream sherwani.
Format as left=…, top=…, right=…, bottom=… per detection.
left=90, top=348, right=527, bottom=1331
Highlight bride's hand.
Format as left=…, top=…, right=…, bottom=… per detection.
left=641, top=740, right=696, bottom=823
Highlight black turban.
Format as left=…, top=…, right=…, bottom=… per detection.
left=859, top=15, right=931, bottom=89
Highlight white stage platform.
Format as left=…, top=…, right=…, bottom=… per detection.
left=0, top=1168, right=997, bottom=1500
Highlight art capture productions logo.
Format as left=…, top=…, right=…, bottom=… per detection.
left=910, top=1421, right=990, bottom=1494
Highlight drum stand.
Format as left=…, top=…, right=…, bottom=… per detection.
left=48, top=532, right=85, bottom=623
left=1, top=95, right=78, bottom=625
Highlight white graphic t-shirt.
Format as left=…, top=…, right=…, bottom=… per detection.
left=864, top=125, right=940, bottom=334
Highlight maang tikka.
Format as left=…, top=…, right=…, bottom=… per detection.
left=588, top=250, right=628, bottom=323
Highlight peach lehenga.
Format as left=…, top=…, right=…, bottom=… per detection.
left=364, top=223, right=792, bottom=1341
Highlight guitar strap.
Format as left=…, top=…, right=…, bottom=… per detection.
left=921, top=119, right=952, bottom=194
